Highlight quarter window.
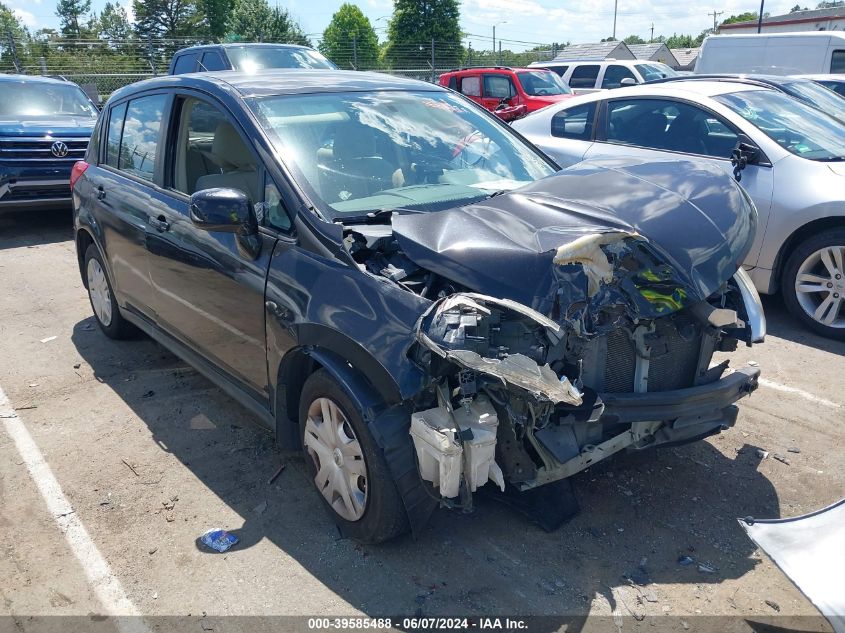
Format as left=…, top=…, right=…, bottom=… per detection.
left=460, top=76, right=482, bottom=97
left=601, top=65, right=637, bottom=89
left=551, top=102, right=597, bottom=140
left=117, top=94, right=166, bottom=182
left=105, top=101, right=127, bottom=168
left=832, top=50, right=845, bottom=74
left=568, top=65, right=600, bottom=88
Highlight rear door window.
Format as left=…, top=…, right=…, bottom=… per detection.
left=601, top=64, right=637, bottom=89
left=551, top=102, right=597, bottom=140
left=172, top=54, right=198, bottom=74
left=117, top=94, right=167, bottom=182
left=569, top=65, right=600, bottom=89
left=105, top=101, right=127, bottom=168
left=832, top=50, right=845, bottom=74
left=201, top=51, right=227, bottom=71
left=459, top=75, right=482, bottom=97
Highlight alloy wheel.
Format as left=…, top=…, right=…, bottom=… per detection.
left=86, top=258, right=113, bottom=327
left=794, top=245, right=845, bottom=329
left=303, top=397, right=368, bottom=521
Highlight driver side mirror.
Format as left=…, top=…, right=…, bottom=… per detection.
left=730, top=135, right=762, bottom=182
left=620, top=77, right=637, bottom=86
left=190, top=188, right=261, bottom=258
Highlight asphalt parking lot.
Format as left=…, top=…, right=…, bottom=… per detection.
left=1, top=209, right=843, bottom=632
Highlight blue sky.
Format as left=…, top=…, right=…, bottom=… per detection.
left=8, top=0, right=798, bottom=50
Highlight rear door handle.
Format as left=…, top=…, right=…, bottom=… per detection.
left=265, top=300, right=292, bottom=322
left=149, top=215, right=170, bottom=232
left=96, top=186, right=106, bottom=200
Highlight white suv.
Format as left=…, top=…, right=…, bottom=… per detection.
left=528, top=59, right=678, bottom=94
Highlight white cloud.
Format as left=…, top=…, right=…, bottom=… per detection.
left=12, top=7, right=37, bottom=27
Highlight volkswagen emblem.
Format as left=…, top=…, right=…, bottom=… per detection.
left=50, top=141, right=69, bottom=158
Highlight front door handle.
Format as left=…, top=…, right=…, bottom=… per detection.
left=149, top=215, right=170, bottom=232
left=96, top=186, right=106, bottom=200
left=265, top=300, right=292, bottom=323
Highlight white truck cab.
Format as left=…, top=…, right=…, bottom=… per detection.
left=695, top=32, right=845, bottom=75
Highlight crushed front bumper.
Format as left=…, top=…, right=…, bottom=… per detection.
left=528, top=366, right=760, bottom=488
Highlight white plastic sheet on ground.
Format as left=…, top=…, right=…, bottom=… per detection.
left=739, top=498, right=845, bottom=633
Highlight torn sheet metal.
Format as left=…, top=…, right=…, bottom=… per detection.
left=739, top=498, right=845, bottom=633
left=416, top=293, right=582, bottom=405
left=553, top=231, right=641, bottom=296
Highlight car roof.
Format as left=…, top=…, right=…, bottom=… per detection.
left=657, top=73, right=815, bottom=88
left=529, top=59, right=655, bottom=66
left=441, top=66, right=542, bottom=75
left=554, top=80, right=770, bottom=106
left=109, top=69, right=444, bottom=102
left=175, top=42, right=313, bottom=53
left=0, top=73, right=78, bottom=86
left=794, top=73, right=845, bottom=82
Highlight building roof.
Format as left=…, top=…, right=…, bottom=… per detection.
left=720, top=6, right=845, bottom=29
left=626, top=43, right=663, bottom=58
left=552, top=41, right=634, bottom=61
left=671, top=48, right=700, bottom=67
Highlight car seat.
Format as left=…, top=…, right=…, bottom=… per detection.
left=194, top=122, right=260, bottom=202
left=317, top=122, right=396, bottom=203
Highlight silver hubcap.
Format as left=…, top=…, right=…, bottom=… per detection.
left=795, top=245, right=845, bottom=329
left=303, top=397, right=367, bottom=521
left=86, top=258, right=113, bottom=327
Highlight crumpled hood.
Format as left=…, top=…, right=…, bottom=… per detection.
left=392, top=157, right=757, bottom=321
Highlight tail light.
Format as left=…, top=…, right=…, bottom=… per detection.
left=70, top=161, right=89, bottom=191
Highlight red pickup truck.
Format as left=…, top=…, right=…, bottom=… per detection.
left=439, top=66, right=575, bottom=121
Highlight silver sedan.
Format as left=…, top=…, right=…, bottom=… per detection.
left=514, top=80, right=845, bottom=339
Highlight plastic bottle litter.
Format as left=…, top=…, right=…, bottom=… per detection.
left=200, top=528, right=238, bottom=552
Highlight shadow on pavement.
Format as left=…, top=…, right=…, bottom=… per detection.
left=761, top=295, right=845, bottom=356
left=0, top=209, right=74, bottom=250
left=71, top=318, right=783, bottom=628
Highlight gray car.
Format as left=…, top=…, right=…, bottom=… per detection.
left=514, top=80, right=845, bottom=339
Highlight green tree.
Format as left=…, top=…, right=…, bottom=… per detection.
left=133, top=0, right=206, bottom=39
left=225, top=0, right=308, bottom=43
left=816, top=0, right=844, bottom=7
left=600, top=36, right=617, bottom=42
left=202, top=0, right=229, bottom=39
left=623, top=34, right=645, bottom=44
left=1, top=1, right=27, bottom=38
left=720, top=11, right=758, bottom=25
left=789, top=4, right=809, bottom=11
left=383, top=0, right=462, bottom=69
left=98, top=1, right=131, bottom=40
left=56, top=0, right=92, bottom=38
left=319, top=3, right=378, bottom=69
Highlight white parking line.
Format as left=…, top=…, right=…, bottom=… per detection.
left=758, top=378, right=842, bottom=410
left=0, top=386, right=151, bottom=633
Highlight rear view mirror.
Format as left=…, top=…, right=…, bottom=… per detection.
left=730, top=135, right=762, bottom=182
left=190, top=187, right=261, bottom=258
left=190, top=188, right=253, bottom=232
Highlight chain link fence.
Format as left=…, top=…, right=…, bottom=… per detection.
left=1, top=32, right=560, bottom=101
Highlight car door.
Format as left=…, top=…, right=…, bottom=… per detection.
left=481, top=73, right=518, bottom=110
left=567, top=64, right=602, bottom=94
left=145, top=92, right=279, bottom=403
left=538, top=101, right=599, bottom=167
left=600, top=64, right=637, bottom=89
left=584, top=96, right=775, bottom=265
left=456, top=74, right=483, bottom=107
left=94, top=93, right=169, bottom=321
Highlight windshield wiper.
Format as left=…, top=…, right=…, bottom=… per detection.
left=820, top=156, right=845, bottom=162
left=487, top=189, right=511, bottom=198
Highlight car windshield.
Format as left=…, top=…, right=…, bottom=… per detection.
left=636, top=63, right=678, bottom=81
left=0, top=82, right=95, bottom=117
left=250, top=90, right=554, bottom=221
left=715, top=89, right=845, bottom=161
left=781, top=79, right=845, bottom=123
left=517, top=71, right=572, bottom=96
left=226, top=46, right=336, bottom=72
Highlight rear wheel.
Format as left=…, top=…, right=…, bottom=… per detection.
left=84, top=244, right=137, bottom=339
left=299, top=369, right=408, bottom=543
left=782, top=229, right=845, bottom=340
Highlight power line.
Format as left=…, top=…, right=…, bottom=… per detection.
left=709, top=9, right=724, bottom=31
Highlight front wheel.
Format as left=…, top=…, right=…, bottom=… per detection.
left=782, top=229, right=845, bottom=340
left=299, top=369, right=408, bottom=543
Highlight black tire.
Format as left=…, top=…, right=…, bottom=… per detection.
left=83, top=244, right=138, bottom=340
left=781, top=228, right=845, bottom=341
left=299, top=369, right=408, bottom=543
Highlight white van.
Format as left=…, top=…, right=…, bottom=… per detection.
left=695, top=32, right=845, bottom=75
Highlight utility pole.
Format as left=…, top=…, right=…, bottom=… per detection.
left=612, top=0, right=618, bottom=39
left=650, top=22, right=654, bottom=41
left=757, top=0, right=765, bottom=32
left=709, top=10, right=724, bottom=32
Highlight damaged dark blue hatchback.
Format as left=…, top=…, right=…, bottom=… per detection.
left=73, top=70, right=764, bottom=543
